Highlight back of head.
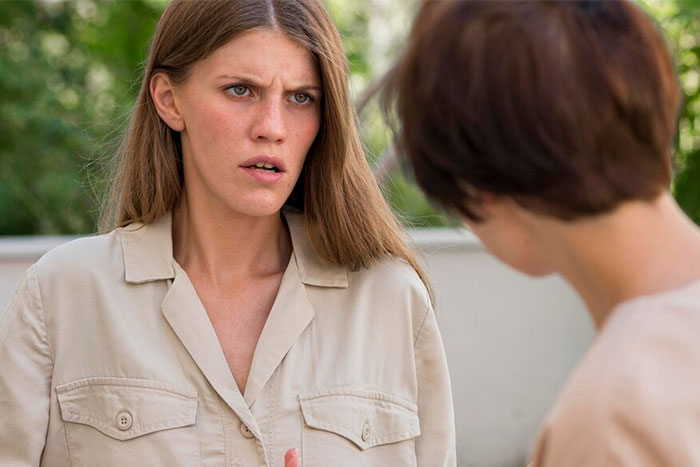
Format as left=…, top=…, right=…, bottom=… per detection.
left=384, top=0, right=681, bottom=221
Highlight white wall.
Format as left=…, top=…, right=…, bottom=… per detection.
left=0, top=231, right=594, bottom=467
left=413, top=230, right=594, bottom=466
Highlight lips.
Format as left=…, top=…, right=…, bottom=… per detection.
left=239, top=155, right=286, bottom=184
left=247, top=161, right=280, bottom=173
left=240, top=156, right=286, bottom=173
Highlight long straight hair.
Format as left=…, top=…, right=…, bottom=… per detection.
left=100, top=0, right=431, bottom=294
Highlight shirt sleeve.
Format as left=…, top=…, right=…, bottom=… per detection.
left=0, top=264, right=52, bottom=466
left=413, top=302, right=457, bottom=466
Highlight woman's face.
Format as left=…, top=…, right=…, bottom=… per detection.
left=167, top=29, right=322, bottom=218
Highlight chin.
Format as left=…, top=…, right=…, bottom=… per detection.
left=507, top=260, right=556, bottom=278
left=487, top=249, right=554, bottom=278
left=519, top=267, right=556, bottom=278
left=232, top=197, right=287, bottom=218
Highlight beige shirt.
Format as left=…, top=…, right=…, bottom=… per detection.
left=531, top=278, right=700, bottom=466
left=0, top=210, right=456, bottom=467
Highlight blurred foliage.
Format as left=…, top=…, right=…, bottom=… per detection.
left=0, top=0, right=163, bottom=234
left=0, top=0, right=698, bottom=234
left=640, top=0, right=700, bottom=224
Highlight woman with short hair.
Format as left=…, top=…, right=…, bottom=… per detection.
left=385, top=0, right=700, bottom=465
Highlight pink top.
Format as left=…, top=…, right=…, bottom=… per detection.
left=531, top=278, right=700, bottom=466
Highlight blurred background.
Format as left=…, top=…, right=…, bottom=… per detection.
left=0, top=0, right=698, bottom=234
left=0, top=1, right=698, bottom=466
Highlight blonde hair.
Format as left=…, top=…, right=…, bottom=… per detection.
left=101, top=0, right=431, bottom=294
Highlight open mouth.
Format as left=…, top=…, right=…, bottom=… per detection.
left=246, top=162, right=281, bottom=173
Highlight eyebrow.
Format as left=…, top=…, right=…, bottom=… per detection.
left=216, top=74, right=322, bottom=93
left=294, top=85, right=323, bottom=93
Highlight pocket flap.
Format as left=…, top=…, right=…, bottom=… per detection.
left=56, top=377, right=197, bottom=441
left=298, top=387, right=420, bottom=450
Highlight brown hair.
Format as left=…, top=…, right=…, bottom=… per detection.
left=383, top=0, right=681, bottom=221
left=101, top=0, right=430, bottom=291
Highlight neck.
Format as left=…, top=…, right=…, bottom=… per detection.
left=172, top=192, right=291, bottom=288
left=539, top=193, right=700, bottom=327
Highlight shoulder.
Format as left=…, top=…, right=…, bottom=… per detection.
left=603, top=295, right=700, bottom=396
left=350, top=255, right=426, bottom=287
left=345, top=256, right=432, bottom=340
left=286, top=207, right=429, bottom=305
left=349, top=256, right=430, bottom=308
left=34, top=229, right=124, bottom=285
left=606, top=301, right=700, bottom=427
left=536, top=301, right=700, bottom=465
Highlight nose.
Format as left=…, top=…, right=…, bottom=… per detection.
left=250, top=97, right=285, bottom=143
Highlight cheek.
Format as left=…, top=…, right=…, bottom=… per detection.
left=471, top=223, right=553, bottom=277
left=288, top=113, right=320, bottom=166
left=203, top=107, right=244, bottom=142
left=183, top=98, right=245, bottom=149
left=294, top=110, right=320, bottom=147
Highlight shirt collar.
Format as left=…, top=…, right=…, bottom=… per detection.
left=121, top=211, right=175, bottom=283
left=283, top=208, right=348, bottom=288
left=120, top=209, right=348, bottom=288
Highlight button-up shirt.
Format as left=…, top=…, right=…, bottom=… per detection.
left=0, top=210, right=456, bottom=466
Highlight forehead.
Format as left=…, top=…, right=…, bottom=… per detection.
left=193, top=28, right=320, bottom=84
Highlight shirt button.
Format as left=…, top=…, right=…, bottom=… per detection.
left=361, top=422, right=371, bottom=442
left=240, top=422, right=254, bottom=439
left=116, top=411, right=133, bottom=431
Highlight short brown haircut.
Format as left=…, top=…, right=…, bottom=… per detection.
left=384, top=0, right=681, bottom=221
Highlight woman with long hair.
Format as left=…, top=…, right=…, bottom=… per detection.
left=384, top=0, right=700, bottom=465
left=0, top=1, right=455, bottom=465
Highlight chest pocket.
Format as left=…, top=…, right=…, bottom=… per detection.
left=299, top=387, right=420, bottom=467
left=56, top=377, right=199, bottom=467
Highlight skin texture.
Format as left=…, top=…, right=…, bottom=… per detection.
left=150, top=28, right=322, bottom=393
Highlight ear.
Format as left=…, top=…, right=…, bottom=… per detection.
left=150, top=72, right=185, bottom=132
left=479, top=192, right=514, bottom=217
left=463, top=186, right=503, bottom=219
left=479, top=191, right=501, bottom=208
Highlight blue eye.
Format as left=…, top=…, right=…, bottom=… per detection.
left=292, top=93, right=311, bottom=104
left=227, top=84, right=250, bottom=97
